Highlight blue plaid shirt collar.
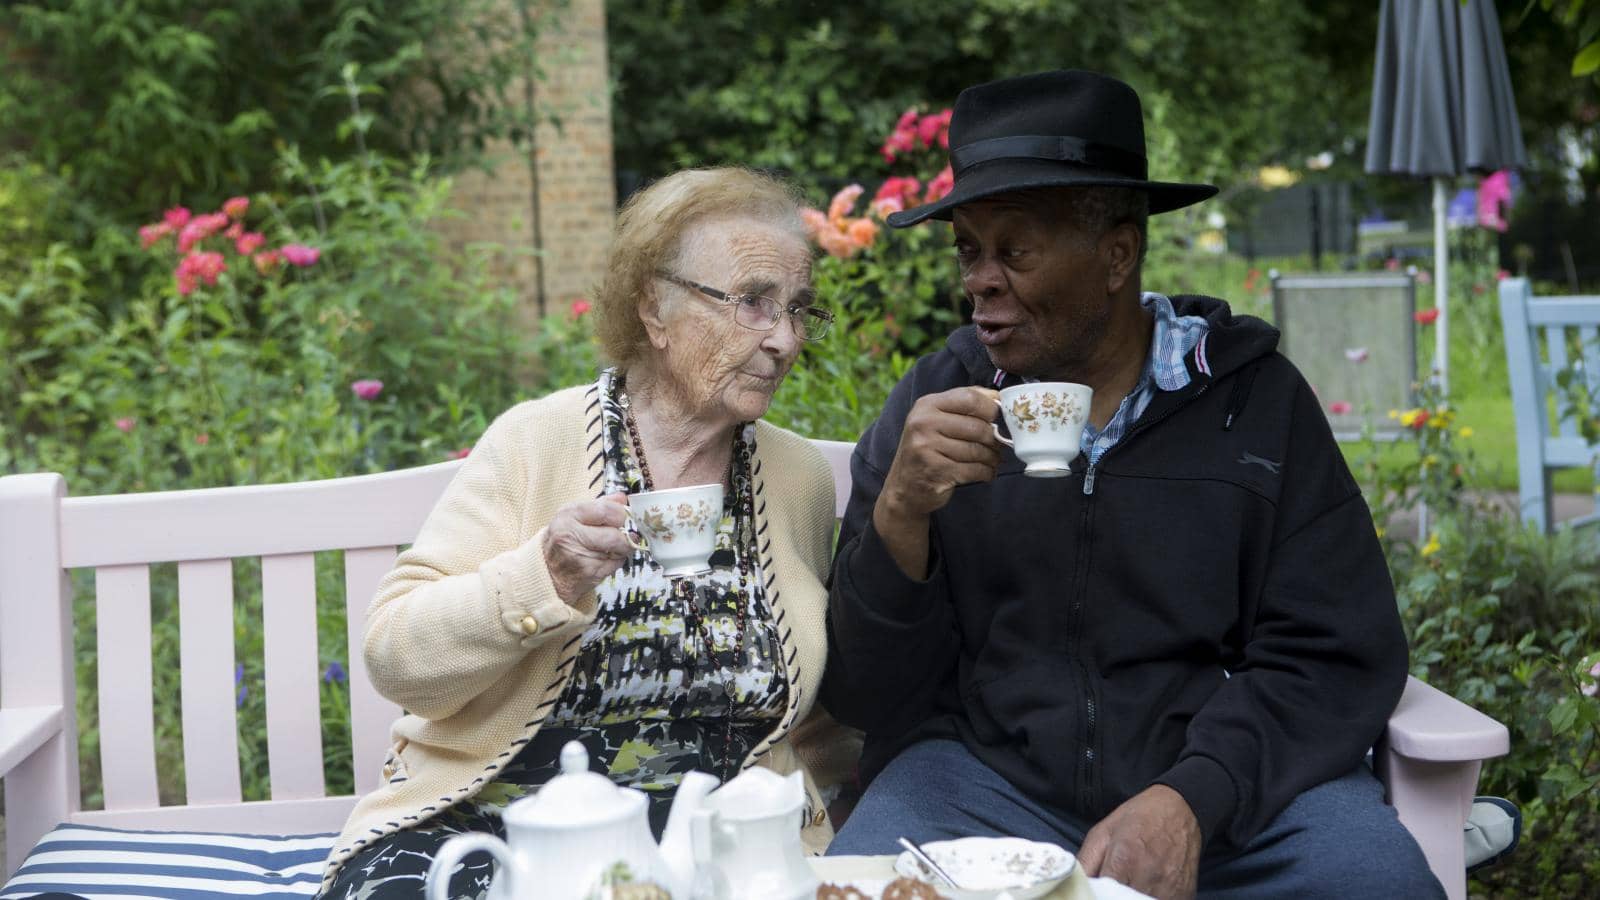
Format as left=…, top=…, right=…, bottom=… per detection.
left=994, top=292, right=1211, bottom=465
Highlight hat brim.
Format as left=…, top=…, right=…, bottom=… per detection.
left=886, top=159, right=1218, bottom=227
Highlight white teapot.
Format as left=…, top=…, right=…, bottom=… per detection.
left=424, top=740, right=715, bottom=900
left=689, top=767, right=819, bottom=900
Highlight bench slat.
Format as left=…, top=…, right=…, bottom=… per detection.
left=344, top=546, right=401, bottom=791
left=1525, top=296, right=1600, bottom=325
left=177, top=559, right=242, bottom=805
left=59, top=462, right=462, bottom=569
left=94, top=565, right=159, bottom=811
left=261, top=553, right=325, bottom=800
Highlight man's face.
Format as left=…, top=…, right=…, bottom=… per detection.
left=950, top=193, right=1116, bottom=380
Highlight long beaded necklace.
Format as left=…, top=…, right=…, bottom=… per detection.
left=618, top=376, right=754, bottom=775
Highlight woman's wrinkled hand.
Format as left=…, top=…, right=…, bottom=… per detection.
left=542, top=493, right=634, bottom=607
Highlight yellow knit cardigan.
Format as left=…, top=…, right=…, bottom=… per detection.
left=319, top=383, right=852, bottom=892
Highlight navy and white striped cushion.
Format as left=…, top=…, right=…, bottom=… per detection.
left=1, top=824, right=333, bottom=899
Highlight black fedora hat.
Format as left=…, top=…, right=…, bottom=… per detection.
left=887, top=69, right=1218, bottom=227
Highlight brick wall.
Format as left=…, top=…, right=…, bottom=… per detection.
left=436, top=0, right=616, bottom=327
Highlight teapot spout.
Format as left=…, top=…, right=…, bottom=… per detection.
left=659, top=770, right=718, bottom=898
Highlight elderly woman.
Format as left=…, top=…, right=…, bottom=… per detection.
left=318, top=167, right=851, bottom=898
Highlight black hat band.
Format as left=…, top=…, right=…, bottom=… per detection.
left=949, top=135, right=1148, bottom=182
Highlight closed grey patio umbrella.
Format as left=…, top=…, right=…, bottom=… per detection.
left=1365, top=0, right=1528, bottom=397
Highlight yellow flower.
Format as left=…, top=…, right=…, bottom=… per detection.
left=1398, top=409, right=1421, bottom=428
left=1421, top=454, right=1439, bottom=468
left=1457, top=426, right=1474, bottom=438
left=1420, top=533, right=1441, bottom=557
left=1387, top=409, right=1401, bottom=420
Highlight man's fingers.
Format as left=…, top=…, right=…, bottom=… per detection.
left=1077, top=828, right=1107, bottom=877
left=931, top=385, right=1001, bottom=419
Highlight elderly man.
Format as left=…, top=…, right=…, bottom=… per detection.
left=821, top=70, right=1440, bottom=899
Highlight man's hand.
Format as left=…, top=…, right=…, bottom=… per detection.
left=1078, top=785, right=1202, bottom=900
left=872, top=386, right=1001, bottom=578
left=541, top=493, right=633, bottom=607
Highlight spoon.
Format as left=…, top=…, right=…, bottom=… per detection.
left=897, top=837, right=963, bottom=890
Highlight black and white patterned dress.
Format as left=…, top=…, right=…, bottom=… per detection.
left=320, top=369, right=790, bottom=899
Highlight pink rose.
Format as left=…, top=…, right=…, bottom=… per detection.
left=917, top=109, right=952, bottom=149
left=924, top=165, right=955, bottom=204
left=235, top=232, right=265, bottom=256
left=253, top=249, right=283, bottom=274
left=846, top=217, right=879, bottom=249
left=827, top=185, right=865, bottom=225
left=351, top=379, right=384, bottom=401
left=174, top=251, right=226, bottom=293
left=871, top=176, right=922, bottom=218
left=222, top=196, right=250, bottom=219
left=139, top=222, right=172, bottom=249
left=281, top=244, right=320, bottom=267
left=164, top=207, right=192, bottom=229
left=114, top=417, right=136, bottom=433
left=570, top=298, right=591, bottom=317
left=1328, top=401, right=1353, bottom=416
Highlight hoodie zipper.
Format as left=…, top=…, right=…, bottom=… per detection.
left=1070, top=379, right=1213, bottom=813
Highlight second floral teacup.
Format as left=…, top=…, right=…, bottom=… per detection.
left=992, top=382, right=1094, bottom=477
left=624, top=483, right=723, bottom=577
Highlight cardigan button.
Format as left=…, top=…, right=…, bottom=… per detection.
left=519, top=615, right=540, bottom=636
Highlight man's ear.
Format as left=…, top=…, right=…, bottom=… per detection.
left=1102, top=222, right=1142, bottom=294
left=640, top=286, right=671, bottom=350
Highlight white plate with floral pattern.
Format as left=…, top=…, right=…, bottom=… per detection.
left=891, top=837, right=1076, bottom=899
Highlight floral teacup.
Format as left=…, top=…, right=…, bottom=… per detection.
left=992, top=382, right=1093, bottom=477
left=625, top=483, right=723, bottom=577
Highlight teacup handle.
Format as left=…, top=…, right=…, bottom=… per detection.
left=619, top=512, right=650, bottom=553
left=991, top=398, right=1014, bottom=448
left=427, top=832, right=517, bottom=900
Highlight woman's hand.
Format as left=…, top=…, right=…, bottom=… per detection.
left=542, top=493, right=634, bottom=607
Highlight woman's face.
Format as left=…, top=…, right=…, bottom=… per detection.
left=646, top=217, right=813, bottom=425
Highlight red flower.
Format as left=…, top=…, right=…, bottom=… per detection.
left=139, top=222, right=172, bottom=249
left=917, top=109, right=953, bottom=149
left=351, top=379, right=384, bottom=401
left=225, top=222, right=244, bottom=241
left=924, top=165, right=955, bottom=204
left=222, top=196, right=250, bottom=219
left=164, top=207, right=192, bottom=229
left=195, top=432, right=210, bottom=446
left=1410, top=410, right=1430, bottom=431
left=114, top=417, right=136, bottom=433
left=235, top=232, right=265, bottom=256
left=1496, top=268, right=1511, bottom=281
left=1414, top=307, right=1440, bottom=325
left=174, top=251, right=227, bottom=294
left=1328, top=401, right=1353, bottom=415
left=570, top=298, right=591, bottom=318
left=871, top=176, right=922, bottom=218
left=879, top=108, right=920, bottom=163
left=253, top=249, right=283, bottom=274
left=448, top=447, right=471, bottom=460
left=281, top=244, right=320, bottom=267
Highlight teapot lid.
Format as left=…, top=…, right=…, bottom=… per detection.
left=515, top=741, right=643, bottom=827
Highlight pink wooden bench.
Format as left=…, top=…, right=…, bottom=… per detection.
left=0, top=440, right=1509, bottom=899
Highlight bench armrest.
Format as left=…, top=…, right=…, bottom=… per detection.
left=0, top=705, right=64, bottom=777
left=1384, top=676, right=1509, bottom=762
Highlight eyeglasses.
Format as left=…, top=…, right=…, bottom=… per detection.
left=657, top=272, right=834, bottom=342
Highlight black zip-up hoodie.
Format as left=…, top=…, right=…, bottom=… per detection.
left=823, top=295, right=1407, bottom=852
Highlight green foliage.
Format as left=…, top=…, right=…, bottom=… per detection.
left=1353, top=400, right=1600, bottom=895
left=608, top=0, right=1373, bottom=193
left=1, top=131, right=530, bottom=802
left=0, top=0, right=552, bottom=223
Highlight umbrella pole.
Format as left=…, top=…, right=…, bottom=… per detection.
left=1432, top=177, right=1449, bottom=399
